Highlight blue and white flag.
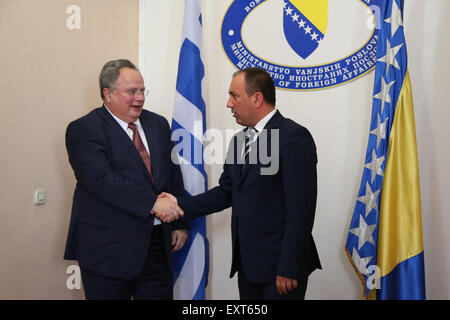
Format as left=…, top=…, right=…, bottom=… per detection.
left=171, top=0, right=209, bottom=300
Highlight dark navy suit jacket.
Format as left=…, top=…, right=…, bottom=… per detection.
left=64, top=106, right=185, bottom=280
left=179, top=110, right=321, bottom=283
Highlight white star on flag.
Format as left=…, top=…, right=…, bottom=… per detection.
left=364, top=149, right=385, bottom=183
left=370, top=113, right=388, bottom=150
left=298, top=19, right=306, bottom=28
left=385, top=0, right=403, bottom=38
left=357, top=182, right=380, bottom=218
left=350, top=215, right=377, bottom=250
left=352, top=248, right=373, bottom=276
left=291, top=12, right=299, bottom=22
left=377, top=39, right=403, bottom=78
left=373, top=75, right=395, bottom=114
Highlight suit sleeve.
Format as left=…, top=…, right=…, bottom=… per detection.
left=277, top=126, right=318, bottom=279
left=65, top=119, right=157, bottom=222
left=176, top=133, right=237, bottom=219
left=178, top=162, right=233, bottom=220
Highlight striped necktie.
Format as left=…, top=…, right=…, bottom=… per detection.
left=243, top=127, right=258, bottom=168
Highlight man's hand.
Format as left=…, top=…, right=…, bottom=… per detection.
left=276, top=275, right=298, bottom=295
left=172, top=229, right=187, bottom=252
left=159, top=192, right=178, bottom=204
left=152, top=197, right=183, bottom=223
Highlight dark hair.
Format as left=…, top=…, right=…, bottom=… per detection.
left=99, top=59, right=138, bottom=100
left=234, top=67, right=276, bottom=106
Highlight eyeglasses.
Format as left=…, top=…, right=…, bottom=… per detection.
left=113, top=88, right=149, bottom=98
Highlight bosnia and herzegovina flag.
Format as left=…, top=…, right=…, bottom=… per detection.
left=283, top=0, right=328, bottom=59
left=345, top=0, right=426, bottom=299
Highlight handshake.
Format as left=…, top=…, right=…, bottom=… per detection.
left=152, top=192, right=183, bottom=223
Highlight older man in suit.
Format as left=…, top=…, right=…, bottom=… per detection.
left=64, top=59, right=186, bottom=300
left=159, top=67, right=321, bottom=300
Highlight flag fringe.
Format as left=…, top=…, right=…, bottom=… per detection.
left=345, top=248, right=368, bottom=300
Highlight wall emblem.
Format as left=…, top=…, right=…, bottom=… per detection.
left=222, top=0, right=383, bottom=90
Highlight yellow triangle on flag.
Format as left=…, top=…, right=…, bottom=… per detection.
left=290, top=0, right=328, bottom=34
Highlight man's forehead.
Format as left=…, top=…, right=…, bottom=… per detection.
left=119, top=67, right=141, bottom=78
left=229, top=77, right=246, bottom=93
left=118, top=68, right=144, bottom=85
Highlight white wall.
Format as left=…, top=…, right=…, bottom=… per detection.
left=139, top=0, right=450, bottom=300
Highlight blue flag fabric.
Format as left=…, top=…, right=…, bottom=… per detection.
left=171, top=0, right=209, bottom=300
left=345, top=0, right=425, bottom=300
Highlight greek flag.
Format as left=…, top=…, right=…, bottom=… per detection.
left=171, top=0, right=209, bottom=300
left=345, top=0, right=425, bottom=299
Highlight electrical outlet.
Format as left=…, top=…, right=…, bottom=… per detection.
left=34, top=188, right=46, bottom=205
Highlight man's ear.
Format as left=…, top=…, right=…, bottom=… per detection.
left=253, top=91, right=264, bottom=108
left=103, top=88, right=112, bottom=103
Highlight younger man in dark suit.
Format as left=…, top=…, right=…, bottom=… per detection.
left=159, top=67, right=321, bottom=300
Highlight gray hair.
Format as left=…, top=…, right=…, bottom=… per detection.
left=99, top=59, right=138, bottom=100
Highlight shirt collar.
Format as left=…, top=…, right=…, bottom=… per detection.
left=253, top=108, right=277, bottom=133
left=104, top=105, right=142, bottom=131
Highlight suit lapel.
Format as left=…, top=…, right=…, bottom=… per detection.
left=238, top=110, right=283, bottom=184
left=140, top=114, right=161, bottom=188
left=98, top=106, right=154, bottom=185
left=227, top=131, right=246, bottom=184
left=259, top=110, right=282, bottom=148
